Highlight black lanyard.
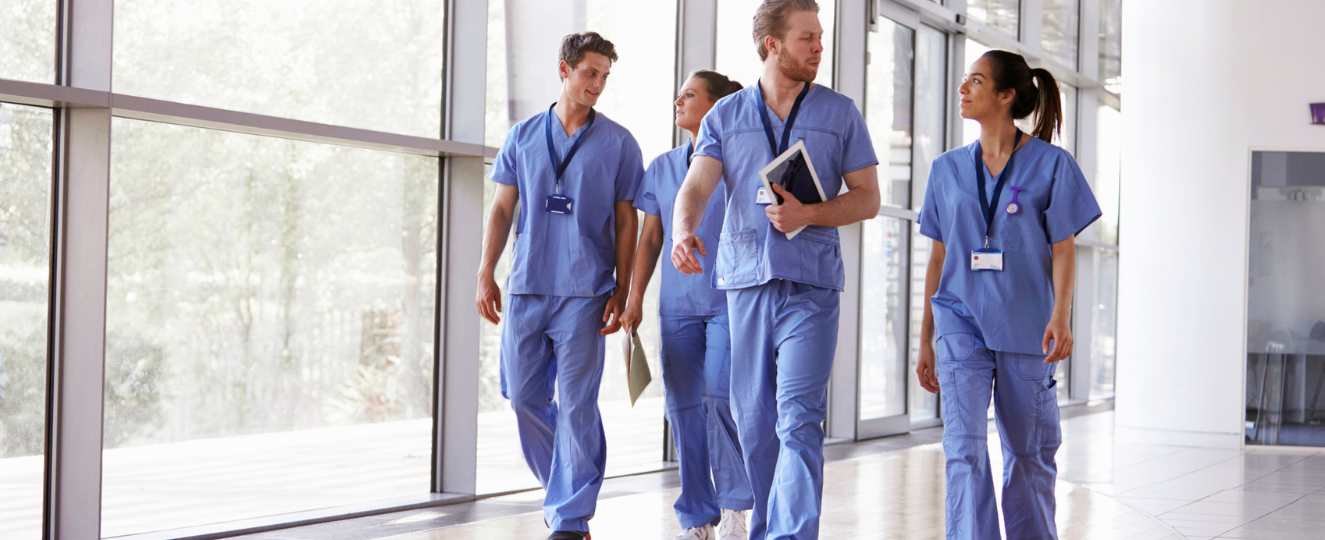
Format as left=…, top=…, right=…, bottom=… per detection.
left=974, top=129, right=1023, bottom=246
left=544, top=103, right=597, bottom=193
left=684, top=141, right=694, bottom=167
left=756, top=80, right=811, bottom=159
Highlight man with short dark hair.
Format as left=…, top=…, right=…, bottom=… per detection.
left=477, top=31, right=643, bottom=540
left=671, top=2, right=882, bottom=539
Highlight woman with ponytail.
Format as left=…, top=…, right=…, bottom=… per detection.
left=913, top=50, right=1101, bottom=539
left=619, top=69, right=752, bottom=540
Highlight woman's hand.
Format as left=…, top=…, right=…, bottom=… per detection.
left=1042, top=314, right=1073, bottom=363
left=917, top=339, right=940, bottom=393
left=618, top=298, right=644, bottom=335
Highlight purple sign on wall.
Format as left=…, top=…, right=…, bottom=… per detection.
left=1313, top=103, right=1325, bottom=125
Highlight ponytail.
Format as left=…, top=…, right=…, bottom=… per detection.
left=1029, top=68, right=1063, bottom=143
left=981, top=51, right=1063, bottom=143
left=689, top=69, right=744, bottom=101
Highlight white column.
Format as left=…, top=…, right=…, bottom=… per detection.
left=1116, top=0, right=1325, bottom=447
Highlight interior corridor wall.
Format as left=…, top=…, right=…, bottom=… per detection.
left=1116, top=0, right=1325, bottom=447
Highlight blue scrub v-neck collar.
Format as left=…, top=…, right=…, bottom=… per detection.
left=549, top=108, right=593, bottom=146
left=757, top=83, right=818, bottom=129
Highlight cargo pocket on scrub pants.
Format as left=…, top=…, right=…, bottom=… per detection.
left=935, top=333, right=981, bottom=436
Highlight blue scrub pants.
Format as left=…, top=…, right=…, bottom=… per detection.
left=500, top=294, right=609, bottom=533
left=660, top=313, right=755, bottom=529
left=727, top=280, right=840, bottom=540
left=935, top=332, right=1061, bottom=540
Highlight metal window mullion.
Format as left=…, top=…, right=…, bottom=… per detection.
left=434, top=0, right=487, bottom=497
left=673, top=0, right=717, bottom=148
left=827, top=0, right=869, bottom=441
left=1020, top=0, right=1043, bottom=52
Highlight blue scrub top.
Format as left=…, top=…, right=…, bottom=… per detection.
left=694, top=83, right=878, bottom=292
left=634, top=143, right=727, bottom=317
left=489, top=108, right=645, bottom=297
left=918, top=137, right=1102, bottom=355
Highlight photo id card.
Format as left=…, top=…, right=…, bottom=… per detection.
left=970, top=249, right=1004, bottom=271
left=755, top=187, right=773, bottom=205
left=546, top=194, right=574, bottom=214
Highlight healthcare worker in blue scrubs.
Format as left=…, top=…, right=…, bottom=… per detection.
left=476, top=32, right=644, bottom=540
left=619, top=70, right=752, bottom=540
left=670, top=2, right=881, bottom=539
left=915, top=50, right=1101, bottom=540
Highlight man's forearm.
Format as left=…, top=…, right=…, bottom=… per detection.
left=479, top=207, right=514, bottom=277
left=672, top=157, right=723, bottom=240
left=614, top=208, right=639, bottom=295
left=804, top=187, right=882, bottom=228
left=629, top=222, right=663, bottom=304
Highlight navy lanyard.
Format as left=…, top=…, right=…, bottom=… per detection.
left=756, top=80, right=811, bottom=158
left=684, top=141, right=694, bottom=167
left=974, top=129, right=1024, bottom=245
left=544, top=103, right=597, bottom=193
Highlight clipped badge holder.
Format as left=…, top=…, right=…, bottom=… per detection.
left=546, top=194, right=574, bottom=214
left=971, top=249, right=1004, bottom=271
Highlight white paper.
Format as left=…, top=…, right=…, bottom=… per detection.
left=757, top=140, right=827, bottom=240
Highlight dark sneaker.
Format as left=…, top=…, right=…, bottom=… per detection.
left=547, top=532, right=588, bottom=540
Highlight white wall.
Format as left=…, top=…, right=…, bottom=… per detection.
left=1116, top=0, right=1325, bottom=448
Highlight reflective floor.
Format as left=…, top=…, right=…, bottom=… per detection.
left=179, top=403, right=1325, bottom=540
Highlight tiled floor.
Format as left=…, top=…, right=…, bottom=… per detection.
left=95, top=403, right=1325, bottom=539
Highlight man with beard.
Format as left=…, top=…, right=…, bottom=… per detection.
left=477, top=32, right=643, bottom=540
left=669, top=2, right=880, bottom=539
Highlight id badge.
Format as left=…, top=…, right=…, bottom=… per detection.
left=755, top=187, right=773, bottom=205
left=971, top=249, right=1004, bottom=271
left=546, top=194, right=574, bottom=214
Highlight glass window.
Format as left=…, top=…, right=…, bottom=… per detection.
left=1041, top=0, right=1080, bottom=70
left=101, top=119, right=438, bottom=536
left=1088, top=250, right=1118, bottom=400
left=908, top=26, right=947, bottom=423
left=716, top=0, right=836, bottom=90
left=1093, top=105, right=1121, bottom=245
left=860, top=217, right=910, bottom=420
left=866, top=20, right=915, bottom=208
left=1099, top=0, right=1122, bottom=94
left=967, top=0, right=1020, bottom=37
left=0, top=0, right=57, bottom=82
left=859, top=18, right=914, bottom=423
left=0, top=102, right=54, bottom=540
left=479, top=2, right=675, bottom=494
left=113, top=0, right=446, bottom=137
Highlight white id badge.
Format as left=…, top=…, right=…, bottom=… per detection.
left=970, top=250, right=1004, bottom=271
left=755, top=187, right=773, bottom=205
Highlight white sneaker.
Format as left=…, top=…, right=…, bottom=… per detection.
left=673, top=524, right=714, bottom=540
left=717, top=509, right=749, bottom=540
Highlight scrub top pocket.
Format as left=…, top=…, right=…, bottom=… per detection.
left=715, top=229, right=759, bottom=288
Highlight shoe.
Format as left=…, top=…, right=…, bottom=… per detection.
left=673, top=524, right=714, bottom=540
left=717, top=509, right=749, bottom=540
left=547, top=532, right=588, bottom=540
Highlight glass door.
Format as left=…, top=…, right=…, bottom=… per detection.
left=858, top=8, right=953, bottom=439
